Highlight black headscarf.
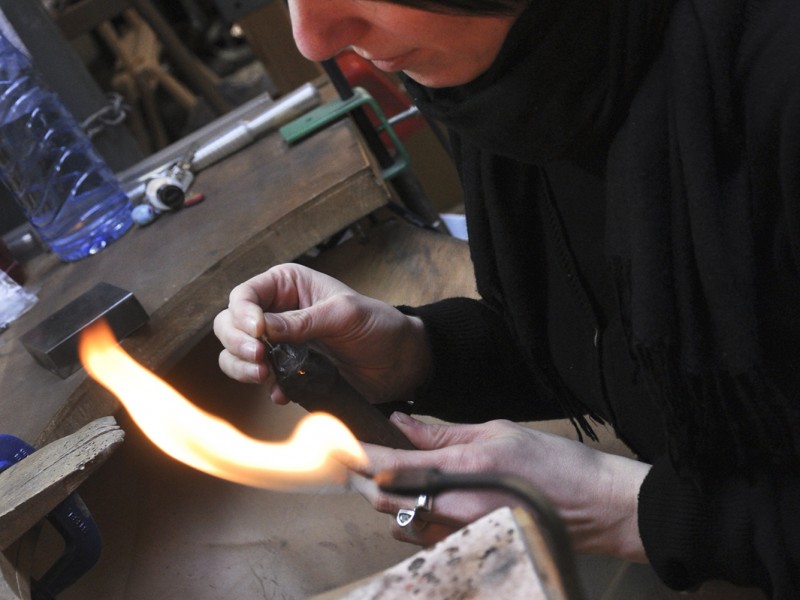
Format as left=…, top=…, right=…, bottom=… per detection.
left=403, top=0, right=800, bottom=477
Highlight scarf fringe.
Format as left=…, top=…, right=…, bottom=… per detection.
left=612, top=259, right=800, bottom=480
left=526, top=350, right=602, bottom=444
left=562, top=394, right=601, bottom=445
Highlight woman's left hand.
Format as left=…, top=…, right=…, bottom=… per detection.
left=349, top=413, right=651, bottom=562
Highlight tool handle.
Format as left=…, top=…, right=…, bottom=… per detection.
left=271, top=344, right=416, bottom=450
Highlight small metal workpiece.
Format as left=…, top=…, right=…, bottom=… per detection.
left=260, top=334, right=274, bottom=352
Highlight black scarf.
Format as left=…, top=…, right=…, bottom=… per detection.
left=403, top=0, right=800, bottom=477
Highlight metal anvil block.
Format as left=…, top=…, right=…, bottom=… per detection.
left=20, top=282, right=148, bottom=379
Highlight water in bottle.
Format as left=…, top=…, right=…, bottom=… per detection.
left=0, top=31, right=132, bottom=261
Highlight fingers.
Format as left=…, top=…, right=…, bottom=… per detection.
left=224, top=265, right=316, bottom=339
left=213, top=267, right=309, bottom=386
left=350, top=472, right=466, bottom=529
left=213, top=309, right=262, bottom=360
left=375, top=412, right=505, bottom=454
left=214, top=264, right=360, bottom=394
left=234, top=263, right=355, bottom=314
left=227, top=285, right=271, bottom=338
left=350, top=470, right=521, bottom=548
left=227, top=266, right=301, bottom=314
left=227, top=265, right=360, bottom=345
left=213, top=308, right=268, bottom=378
left=352, top=415, right=491, bottom=481
left=390, top=518, right=459, bottom=547
left=347, top=418, right=536, bottom=549
left=216, top=348, right=265, bottom=383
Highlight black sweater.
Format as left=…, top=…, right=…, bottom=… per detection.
left=401, top=0, right=800, bottom=596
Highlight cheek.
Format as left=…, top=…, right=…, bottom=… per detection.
left=401, top=45, right=499, bottom=88
left=405, top=18, right=514, bottom=85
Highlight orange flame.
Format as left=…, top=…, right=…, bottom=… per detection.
left=78, top=320, right=367, bottom=490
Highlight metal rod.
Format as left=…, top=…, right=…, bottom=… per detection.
left=321, top=59, right=395, bottom=166
left=320, top=59, right=447, bottom=233
left=119, top=83, right=321, bottom=202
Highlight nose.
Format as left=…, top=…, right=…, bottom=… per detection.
left=287, top=0, right=368, bottom=62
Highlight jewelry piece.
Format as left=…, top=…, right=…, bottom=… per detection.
left=396, top=494, right=432, bottom=528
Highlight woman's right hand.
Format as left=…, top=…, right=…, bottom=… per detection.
left=213, top=263, right=432, bottom=405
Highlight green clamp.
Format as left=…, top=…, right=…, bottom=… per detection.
left=279, top=87, right=410, bottom=180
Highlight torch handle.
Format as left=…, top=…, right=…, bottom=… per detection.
left=270, top=344, right=416, bottom=450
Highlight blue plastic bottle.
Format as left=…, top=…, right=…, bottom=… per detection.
left=0, top=31, right=132, bottom=261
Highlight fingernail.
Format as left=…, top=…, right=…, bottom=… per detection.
left=242, top=341, right=258, bottom=361
left=245, top=317, right=259, bottom=337
left=390, top=412, right=414, bottom=425
left=264, top=314, right=286, bottom=333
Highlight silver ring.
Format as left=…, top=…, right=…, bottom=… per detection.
left=396, top=494, right=432, bottom=528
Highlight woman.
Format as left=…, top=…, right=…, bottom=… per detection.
left=214, top=0, right=800, bottom=596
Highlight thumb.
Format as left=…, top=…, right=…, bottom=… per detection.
left=263, top=309, right=317, bottom=345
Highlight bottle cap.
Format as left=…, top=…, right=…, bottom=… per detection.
left=145, top=176, right=185, bottom=212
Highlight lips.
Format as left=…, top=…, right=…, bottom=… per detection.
left=357, top=50, right=414, bottom=72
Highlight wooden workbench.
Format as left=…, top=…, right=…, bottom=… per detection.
left=0, top=116, right=390, bottom=448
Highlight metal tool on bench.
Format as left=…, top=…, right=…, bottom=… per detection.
left=280, top=86, right=410, bottom=181
left=0, top=435, right=102, bottom=600
left=118, top=82, right=322, bottom=205
left=321, top=57, right=446, bottom=233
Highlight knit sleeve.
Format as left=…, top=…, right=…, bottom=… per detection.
left=638, top=455, right=800, bottom=597
left=397, top=297, right=566, bottom=423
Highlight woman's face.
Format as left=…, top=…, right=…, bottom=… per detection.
left=287, top=0, right=522, bottom=87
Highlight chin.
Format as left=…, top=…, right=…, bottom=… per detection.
left=402, top=66, right=485, bottom=89
left=402, top=71, right=466, bottom=88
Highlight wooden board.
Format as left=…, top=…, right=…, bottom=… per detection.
left=0, top=417, right=124, bottom=550
left=0, top=117, right=389, bottom=446
left=310, top=507, right=550, bottom=600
